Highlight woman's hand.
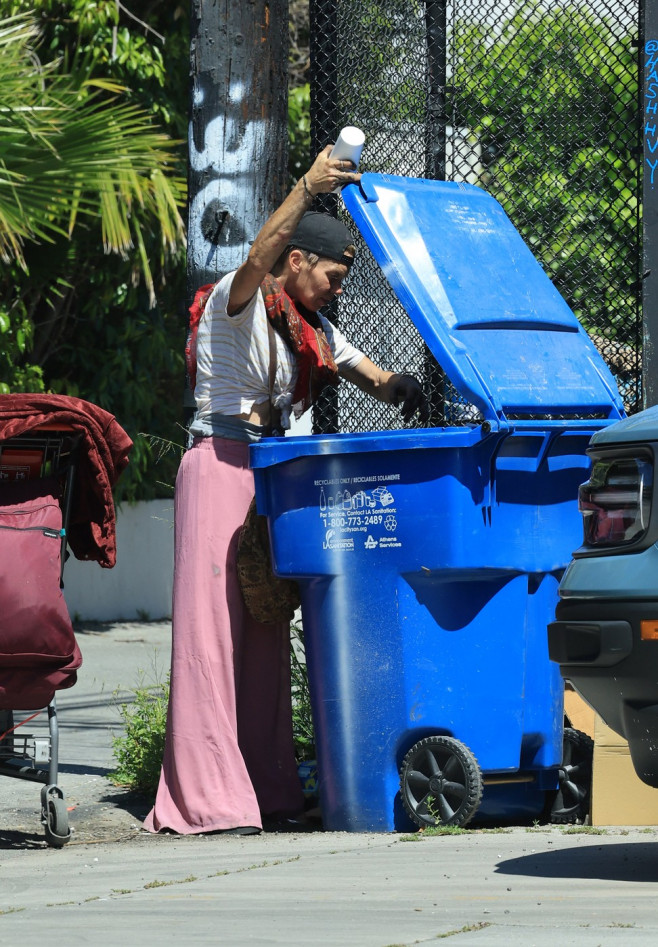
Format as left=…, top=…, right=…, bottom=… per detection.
left=389, top=374, right=430, bottom=423
left=229, top=147, right=360, bottom=315
left=341, top=360, right=429, bottom=424
left=304, top=145, right=361, bottom=196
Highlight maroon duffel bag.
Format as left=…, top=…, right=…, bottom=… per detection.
left=0, top=479, right=82, bottom=710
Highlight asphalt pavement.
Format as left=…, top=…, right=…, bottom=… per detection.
left=2, top=621, right=658, bottom=946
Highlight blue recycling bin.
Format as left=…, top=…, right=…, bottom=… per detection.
left=250, top=174, right=625, bottom=832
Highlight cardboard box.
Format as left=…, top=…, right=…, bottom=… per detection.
left=591, top=714, right=658, bottom=826
left=563, top=682, right=596, bottom=739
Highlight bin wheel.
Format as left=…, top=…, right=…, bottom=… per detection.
left=42, top=792, right=71, bottom=848
left=400, top=736, right=483, bottom=828
left=550, top=727, right=594, bottom=825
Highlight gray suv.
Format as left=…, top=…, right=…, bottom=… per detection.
left=548, top=405, right=658, bottom=787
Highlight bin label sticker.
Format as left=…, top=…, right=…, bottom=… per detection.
left=314, top=473, right=402, bottom=551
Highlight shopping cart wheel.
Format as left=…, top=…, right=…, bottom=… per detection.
left=399, top=735, right=483, bottom=829
left=549, top=727, right=594, bottom=825
left=41, top=785, right=71, bottom=848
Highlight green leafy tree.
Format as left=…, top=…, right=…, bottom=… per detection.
left=0, top=4, right=188, bottom=499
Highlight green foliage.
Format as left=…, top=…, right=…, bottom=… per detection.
left=0, top=3, right=188, bottom=500
left=110, top=672, right=170, bottom=798
left=14, top=0, right=190, bottom=133
left=42, top=263, right=188, bottom=501
left=291, top=621, right=315, bottom=762
left=0, top=10, right=185, bottom=276
left=0, top=295, right=43, bottom=393
left=288, top=84, right=311, bottom=188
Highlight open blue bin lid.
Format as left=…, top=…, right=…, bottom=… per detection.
left=341, top=174, right=624, bottom=427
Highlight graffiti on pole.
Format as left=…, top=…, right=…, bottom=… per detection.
left=188, top=72, right=268, bottom=280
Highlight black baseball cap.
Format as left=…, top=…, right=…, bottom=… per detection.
left=290, top=212, right=355, bottom=267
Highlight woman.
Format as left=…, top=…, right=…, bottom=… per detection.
left=144, top=146, right=427, bottom=835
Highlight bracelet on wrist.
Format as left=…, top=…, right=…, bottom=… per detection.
left=302, top=174, right=313, bottom=200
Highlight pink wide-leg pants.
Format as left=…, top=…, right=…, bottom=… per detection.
left=144, top=436, right=303, bottom=834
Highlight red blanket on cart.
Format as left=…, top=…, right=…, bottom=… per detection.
left=0, top=394, right=133, bottom=568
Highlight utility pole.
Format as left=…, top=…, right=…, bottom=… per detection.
left=185, top=0, right=289, bottom=412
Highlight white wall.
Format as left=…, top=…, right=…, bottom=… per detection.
left=62, top=420, right=315, bottom=622
left=63, top=499, right=174, bottom=623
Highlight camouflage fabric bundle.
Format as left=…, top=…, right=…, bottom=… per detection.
left=236, top=497, right=300, bottom=624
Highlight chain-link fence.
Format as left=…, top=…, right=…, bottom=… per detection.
left=309, top=0, right=642, bottom=433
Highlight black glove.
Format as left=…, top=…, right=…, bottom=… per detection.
left=391, top=374, right=429, bottom=424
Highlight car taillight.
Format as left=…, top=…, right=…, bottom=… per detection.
left=578, top=454, right=653, bottom=547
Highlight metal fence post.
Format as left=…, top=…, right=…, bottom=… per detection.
left=424, top=0, right=448, bottom=427
left=643, top=0, right=658, bottom=407
left=425, top=0, right=447, bottom=181
left=310, top=0, right=340, bottom=433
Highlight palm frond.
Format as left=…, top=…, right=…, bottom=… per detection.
left=0, top=12, right=185, bottom=278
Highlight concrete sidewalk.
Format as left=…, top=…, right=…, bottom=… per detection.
left=2, top=622, right=658, bottom=945
left=1, top=819, right=658, bottom=945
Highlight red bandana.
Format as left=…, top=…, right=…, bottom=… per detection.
left=260, top=273, right=338, bottom=416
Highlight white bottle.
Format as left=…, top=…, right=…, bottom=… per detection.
left=330, top=126, right=365, bottom=168
left=330, top=126, right=365, bottom=191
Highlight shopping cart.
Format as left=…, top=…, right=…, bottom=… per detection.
left=0, top=424, right=83, bottom=846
